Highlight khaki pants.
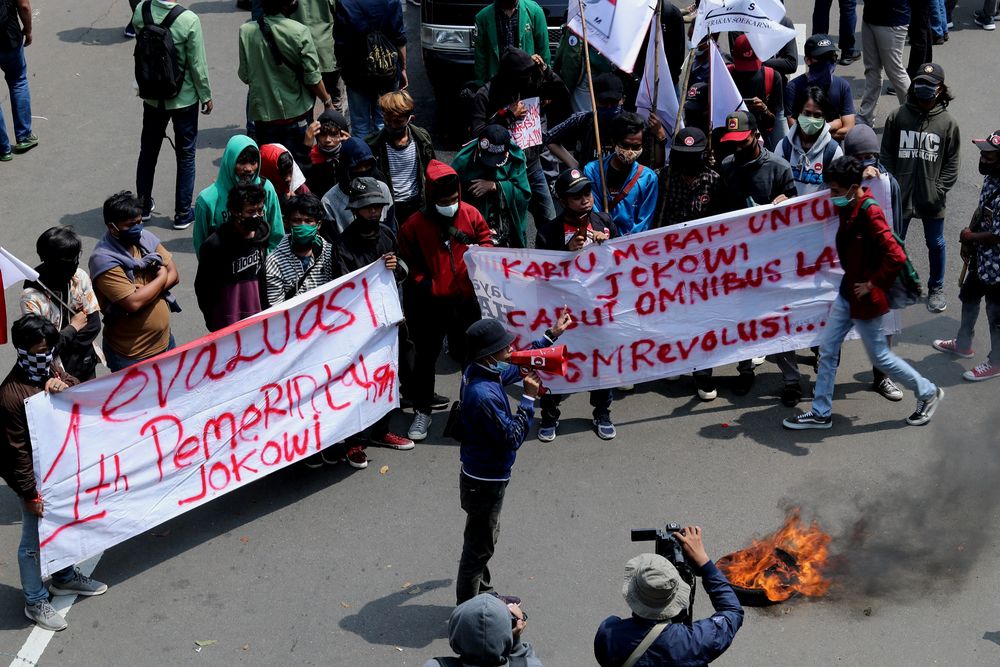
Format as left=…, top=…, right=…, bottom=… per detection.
left=858, top=23, right=911, bottom=125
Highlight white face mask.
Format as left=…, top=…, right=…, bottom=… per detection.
left=435, top=202, right=459, bottom=218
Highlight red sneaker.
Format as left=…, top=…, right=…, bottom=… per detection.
left=372, top=432, right=415, bottom=450
left=932, top=339, right=974, bottom=358
left=963, top=361, right=1000, bottom=382
left=344, top=445, right=368, bottom=469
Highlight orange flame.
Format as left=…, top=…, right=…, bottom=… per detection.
left=717, top=508, right=832, bottom=602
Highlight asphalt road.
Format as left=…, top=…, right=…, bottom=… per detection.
left=1, top=1, right=1000, bottom=665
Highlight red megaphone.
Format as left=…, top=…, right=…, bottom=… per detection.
left=509, top=345, right=569, bottom=377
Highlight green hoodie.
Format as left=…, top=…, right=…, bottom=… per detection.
left=193, top=135, right=284, bottom=257
left=450, top=139, right=531, bottom=247
left=880, top=97, right=960, bottom=220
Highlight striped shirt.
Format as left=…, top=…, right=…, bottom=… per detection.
left=387, top=138, right=419, bottom=202
left=265, top=236, right=337, bottom=306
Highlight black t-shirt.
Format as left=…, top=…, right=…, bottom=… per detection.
left=0, top=0, right=23, bottom=51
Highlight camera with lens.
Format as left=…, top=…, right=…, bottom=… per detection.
left=631, top=522, right=697, bottom=623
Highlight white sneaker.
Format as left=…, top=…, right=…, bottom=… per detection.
left=408, top=411, right=431, bottom=441
left=751, top=356, right=765, bottom=367
left=25, top=601, right=67, bottom=631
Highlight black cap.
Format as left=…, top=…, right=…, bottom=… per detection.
left=475, top=124, right=511, bottom=168
left=973, top=130, right=1000, bottom=152
left=317, top=109, right=349, bottom=130
left=805, top=34, right=837, bottom=59
left=554, top=168, right=593, bottom=197
left=913, top=62, right=945, bottom=85
left=683, top=82, right=708, bottom=111
left=672, top=127, right=708, bottom=153
left=594, top=73, right=624, bottom=104
left=719, top=110, right=758, bottom=142
left=466, top=319, right=516, bottom=360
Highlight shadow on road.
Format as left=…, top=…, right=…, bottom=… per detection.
left=56, top=26, right=128, bottom=46
left=339, top=578, right=452, bottom=649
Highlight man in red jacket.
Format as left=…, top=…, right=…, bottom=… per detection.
left=783, top=156, right=943, bottom=430
left=398, top=160, right=494, bottom=441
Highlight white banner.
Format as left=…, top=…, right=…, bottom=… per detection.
left=691, top=0, right=795, bottom=63
left=28, top=263, right=403, bottom=576
left=511, top=97, right=542, bottom=150
left=566, top=0, right=658, bottom=74
left=466, top=191, right=857, bottom=393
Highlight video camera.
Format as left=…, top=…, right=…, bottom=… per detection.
left=631, top=523, right=697, bottom=624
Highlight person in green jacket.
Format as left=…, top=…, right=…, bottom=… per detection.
left=132, top=0, right=213, bottom=231
left=193, top=135, right=284, bottom=258
left=552, top=29, right=614, bottom=113
left=291, top=0, right=343, bottom=113
left=451, top=124, right=531, bottom=248
left=473, top=0, right=550, bottom=86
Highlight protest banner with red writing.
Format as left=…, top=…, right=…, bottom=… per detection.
left=466, top=191, right=892, bottom=393
left=510, top=97, right=542, bottom=150
left=27, top=262, right=402, bottom=576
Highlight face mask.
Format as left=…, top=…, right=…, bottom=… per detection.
left=42, top=260, right=78, bottom=286
left=806, top=61, right=836, bottom=87
left=16, top=347, right=54, bottom=384
left=913, top=83, right=939, bottom=101
left=672, top=153, right=704, bottom=176
left=386, top=124, right=409, bottom=140
left=832, top=189, right=856, bottom=208
left=116, top=222, right=144, bottom=246
left=979, top=159, right=1000, bottom=176
left=485, top=354, right=511, bottom=373
left=615, top=146, right=642, bottom=165
left=318, top=142, right=341, bottom=156
left=797, top=115, right=826, bottom=136
left=735, top=139, right=758, bottom=162
left=290, top=224, right=318, bottom=246
left=236, top=170, right=256, bottom=185
left=435, top=202, right=459, bottom=218
left=597, top=105, right=623, bottom=121
left=238, top=214, right=266, bottom=236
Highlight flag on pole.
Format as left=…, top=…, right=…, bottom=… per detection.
left=566, top=0, right=658, bottom=74
left=691, top=0, right=795, bottom=63
left=0, top=247, right=40, bottom=344
left=708, top=40, right=748, bottom=130
left=635, top=16, right=680, bottom=137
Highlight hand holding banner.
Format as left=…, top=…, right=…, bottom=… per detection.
left=511, top=97, right=543, bottom=149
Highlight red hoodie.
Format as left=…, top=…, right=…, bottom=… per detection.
left=397, top=160, right=493, bottom=301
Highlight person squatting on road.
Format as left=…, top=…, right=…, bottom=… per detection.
left=426, top=593, right=543, bottom=667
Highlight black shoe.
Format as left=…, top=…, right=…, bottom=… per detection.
left=782, top=410, right=833, bottom=430
left=781, top=383, right=803, bottom=407
left=401, top=393, right=449, bottom=411
left=733, top=371, right=755, bottom=396
left=236, top=0, right=252, bottom=9
left=838, top=49, right=862, bottom=66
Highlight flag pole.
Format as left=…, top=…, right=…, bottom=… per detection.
left=662, top=44, right=696, bottom=196
left=576, top=0, right=610, bottom=214
left=652, top=4, right=661, bottom=111
left=34, top=279, right=78, bottom=315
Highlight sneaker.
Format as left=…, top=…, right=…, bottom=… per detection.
left=932, top=338, right=974, bottom=358
left=751, top=356, right=765, bottom=367
left=408, top=411, right=431, bottom=441
left=12, top=134, right=38, bottom=154
left=906, top=386, right=944, bottom=426
left=974, top=11, right=996, bottom=29
left=885, top=84, right=896, bottom=96
left=873, top=377, right=904, bottom=401
left=733, top=371, right=755, bottom=396
left=24, top=601, right=67, bottom=631
left=782, top=410, right=833, bottom=430
left=617, top=384, right=635, bottom=392
left=173, top=216, right=193, bottom=230
left=372, top=431, right=415, bottom=450
left=49, top=569, right=108, bottom=597
left=838, top=49, right=862, bottom=65
left=123, top=23, right=136, bottom=38
left=963, top=361, right=1000, bottom=382
left=946, top=20, right=954, bottom=29
left=781, top=383, right=803, bottom=407
left=141, top=197, right=155, bottom=222
left=302, top=452, right=325, bottom=468
left=400, top=393, right=449, bottom=411
left=343, top=445, right=368, bottom=469
left=694, top=375, right=717, bottom=401
left=926, top=288, right=947, bottom=313
left=537, top=421, right=558, bottom=442
left=594, top=415, right=617, bottom=440
left=320, top=441, right=345, bottom=465
left=0, top=151, right=11, bottom=162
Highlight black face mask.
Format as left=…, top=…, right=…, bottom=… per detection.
left=672, top=152, right=705, bottom=176
left=980, top=158, right=1000, bottom=176
left=387, top=124, right=409, bottom=140
left=735, top=139, right=758, bottom=163
left=40, top=260, right=77, bottom=287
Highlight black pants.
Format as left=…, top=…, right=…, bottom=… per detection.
left=456, top=474, right=507, bottom=605
left=907, top=0, right=933, bottom=78
left=321, top=70, right=344, bottom=112
left=540, top=389, right=613, bottom=425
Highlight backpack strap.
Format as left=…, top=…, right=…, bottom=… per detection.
left=159, top=3, right=185, bottom=30
left=622, top=621, right=669, bottom=667
left=257, top=17, right=304, bottom=82
left=609, top=164, right=644, bottom=209
left=821, top=139, right=839, bottom=171
left=763, top=66, right=775, bottom=101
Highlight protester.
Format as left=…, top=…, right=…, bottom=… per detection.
left=547, top=72, right=625, bottom=170
left=583, top=112, right=658, bottom=237
left=194, top=135, right=284, bottom=257
left=784, top=157, right=943, bottom=430
left=194, top=183, right=270, bottom=332
left=0, top=0, right=36, bottom=161
left=857, top=0, right=911, bottom=127
left=932, top=130, right=1000, bottom=381
left=451, top=124, right=530, bottom=248
left=813, top=0, right=860, bottom=65
left=132, top=0, right=212, bottom=230
left=259, top=143, right=309, bottom=212
left=778, top=86, right=844, bottom=196
left=397, top=160, right=493, bottom=442
left=974, top=1, right=999, bottom=29
left=785, top=35, right=855, bottom=142
left=907, top=0, right=934, bottom=79
left=880, top=63, right=960, bottom=313
left=302, top=108, right=350, bottom=196
left=472, top=0, right=550, bottom=87
left=291, top=0, right=342, bottom=113
left=425, top=594, right=543, bottom=667
left=455, top=316, right=569, bottom=604
left=320, top=137, right=394, bottom=237
left=728, top=35, right=784, bottom=150
left=265, top=192, right=336, bottom=307
left=594, top=527, right=744, bottom=667
left=90, top=191, right=181, bottom=372
left=1, top=315, right=109, bottom=631
left=366, top=90, right=435, bottom=226
left=552, top=27, right=616, bottom=114
left=20, top=226, right=102, bottom=381
left=334, top=0, right=407, bottom=138
left=535, top=169, right=616, bottom=439
left=238, top=0, right=333, bottom=149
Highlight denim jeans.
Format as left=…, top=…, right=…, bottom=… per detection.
left=901, top=216, right=945, bottom=291
left=19, top=505, right=75, bottom=605
left=526, top=159, right=556, bottom=235
left=0, top=45, right=32, bottom=154
left=957, top=271, right=1000, bottom=364
left=104, top=333, right=175, bottom=372
left=137, top=102, right=199, bottom=225
left=930, top=0, right=948, bottom=37
left=347, top=87, right=383, bottom=138
left=456, top=473, right=507, bottom=604
left=812, top=0, right=857, bottom=52
left=812, top=296, right=936, bottom=417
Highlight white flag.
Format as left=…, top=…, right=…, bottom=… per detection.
left=691, top=0, right=795, bottom=63
left=0, top=246, right=39, bottom=289
left=708, top=40, right=748, bottom=130
left=565, top=0, right=658, bottom=74
left=635, top=17, right=680, bottom=136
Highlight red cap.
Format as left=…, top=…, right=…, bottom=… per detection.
left=732, top=35, right=761, bottom=73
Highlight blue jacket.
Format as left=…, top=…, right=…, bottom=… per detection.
left=593, top=561, right=744, bottom=667
left=459, top=335, right=551, bottom=480
left=583, top=157, right=658, bottom=236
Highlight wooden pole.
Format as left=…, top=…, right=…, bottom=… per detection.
left=576, top=0, right=610, bottom=213
left=652, top=4, right=661, bottom=112
left=662, top=45, right=696, bottom=195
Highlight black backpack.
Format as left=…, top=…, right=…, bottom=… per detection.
left=365, top=30, right=399, bottom=83
left=133, top=2, right=186, bottom=101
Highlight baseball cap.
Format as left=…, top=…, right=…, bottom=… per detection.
left=672, top=127, right=708, bottom=153
left=973, top=130, right=1000, bottom=152
left=719, top=111, right=758, bottom=143
left=347, top=177, right=391, bottom=209
left=475, top=124, right=511, bottom=168
left=913, top=62, right=945, bottom=85
left=684, top=82, right=708, bottom=112
left=554, top=168, right=592, bottom=198
left=594, top=73, right=625, bottom=104
left=805, top=34, right=837, bottom=59
left=732, top=34, right=761, bottom=72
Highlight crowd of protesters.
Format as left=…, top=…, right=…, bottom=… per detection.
left=2, top=0, right=1000, bottom=662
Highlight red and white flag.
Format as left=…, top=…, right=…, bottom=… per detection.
left=708, top=40, right=749, bottom=130
left=0, top=246, right=40, bottom=344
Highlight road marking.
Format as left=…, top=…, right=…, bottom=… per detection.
left=794, top=22, right=807, bottom=78
left=9, top=553, right=103, bottom=667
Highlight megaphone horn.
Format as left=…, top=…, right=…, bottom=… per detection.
left=508, top=345, right=569, bottom=377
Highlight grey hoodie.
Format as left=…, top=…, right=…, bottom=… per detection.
left=422, top=594, right=543, bottom=667
left=778, top=122, right=843, bottom=196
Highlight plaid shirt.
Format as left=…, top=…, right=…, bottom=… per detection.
left=659, top=167, right=726, bottom=228
left=495, top=3, right=520, bottom=54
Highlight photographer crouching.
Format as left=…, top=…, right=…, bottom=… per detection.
left=455, top=314, right=571, bottom=605
left=594, top=527, right=744, bottom=666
